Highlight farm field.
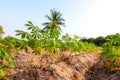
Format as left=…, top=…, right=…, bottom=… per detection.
left=0, top=10, right=120, bottom=80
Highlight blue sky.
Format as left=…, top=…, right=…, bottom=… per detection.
left=0, top=0, right=120, bottom=38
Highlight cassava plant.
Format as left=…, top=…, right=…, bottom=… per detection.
left=0, top=36, right=28, bottom=53
left=102, top=33, right=120, bottom=68
left=0, top=46, right=16, bottom=79
left=15, top=9, right=66, bottom=55
left=15, top=9, right=100, bottom=56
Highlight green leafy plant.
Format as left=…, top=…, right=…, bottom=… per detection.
left=0, top=36, right=28, bottom=53
left=0, top=26, right=5, bottom=38
left=101, top=33, right=120, bottom=68
left=0, top=46, right=15, bottom=79
left=61, top=34, right=100, bottom=53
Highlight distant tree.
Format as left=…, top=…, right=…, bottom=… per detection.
left=87, top=38, right=95, bottom=43
left=80, top=38, right=88, bottom=42
left=94, top=36, right=106, bottom=46
left=81, top=36, right=106, bottom=46
left=0, top=25, right=5, bottom=38
left=42, top=9, right=65, bottom=39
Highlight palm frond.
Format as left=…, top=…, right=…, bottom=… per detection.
left=45, top=15, right=52, bottom=21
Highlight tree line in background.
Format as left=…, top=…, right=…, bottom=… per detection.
left=81, top=33, right=120, bottom=47
left=0, top=9, right=120, bottom=79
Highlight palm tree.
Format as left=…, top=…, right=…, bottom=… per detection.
left=0, top=25, right=4, bottom=38
left=42, top=9, right=65, bottom=38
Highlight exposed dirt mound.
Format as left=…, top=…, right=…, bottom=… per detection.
left=6, top=50, right=120, bottom=80
left=87, top=55, right=120, bottom=80
left=7, top=50, right=99, bottom=80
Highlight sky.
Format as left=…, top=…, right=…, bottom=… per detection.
left=0, top=0, right=120, bottom=38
